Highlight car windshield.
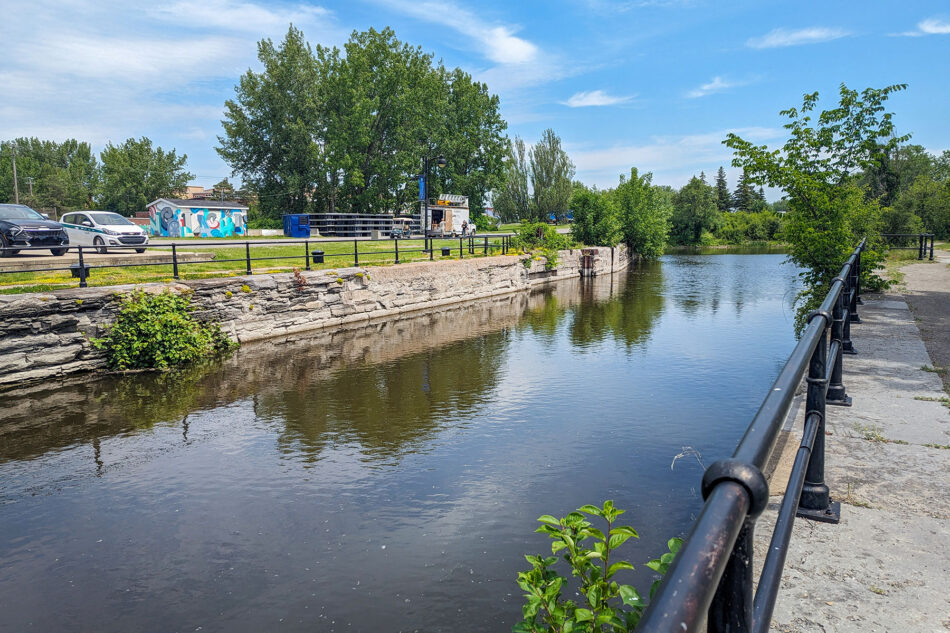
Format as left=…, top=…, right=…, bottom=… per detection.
left=89, top=212, right=134, bottom=226
left=0, top=205, right=44, bottom=221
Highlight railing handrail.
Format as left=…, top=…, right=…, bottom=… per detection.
left=0, top=233, right=518, bottom=289
left=638, top=238, right=867, bottom=633
left=879, top=232, right=935, bottom=260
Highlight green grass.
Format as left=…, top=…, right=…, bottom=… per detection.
left=0, top=237, right=516, bottom=294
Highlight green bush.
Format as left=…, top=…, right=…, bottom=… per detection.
left=511, top=222, right=574, bottom=270
left=714, top=211, right=786, bottom=244
left=92, top=289, right=237, bottom=370
left=473, top=214, right=498, bottom=232
left=514, top=501, right=681, bottom=633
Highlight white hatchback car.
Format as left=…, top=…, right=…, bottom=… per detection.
left=61, top=211, right=150, bottom=254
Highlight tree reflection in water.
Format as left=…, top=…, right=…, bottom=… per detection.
left=0, top=271, right=660, bottom=468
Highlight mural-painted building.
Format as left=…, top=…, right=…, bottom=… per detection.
left=146, top=198, right=249, bottom=238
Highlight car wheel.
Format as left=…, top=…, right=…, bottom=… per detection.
left=50, top=248, right=68, bottom=256
left=135, top=248, right=146, bottom=254
left=0, top=236, right=18, bottom=257
left=93, top=236, right=108, bottom=254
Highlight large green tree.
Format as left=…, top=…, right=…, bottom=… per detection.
left=725, top=83, right=908, bottom=328
left=671, top=175, right=720, bottom=244
left=714, top=166, right=731, bottom=212
left=436, top=69, right=508, bottom=217
left=218, top=26, right=508, bottom=220
left=98, top=137, right=193, bottom=215
left=611, top=168, right=671, bottom=259
left=218, top=26, right=324, bottom=218
left=493, top=137, right=532, bottom=222
left=895, top=176, right=950, bottom=239
left=732, top=170, right=759, bottom=212
left=570, top=186, right=620, bottom=246
left=321, top=27, right=446, bottom=215
left=530, top=128, right=574, bottom=222
left=0, top=138, right=98, bottom=211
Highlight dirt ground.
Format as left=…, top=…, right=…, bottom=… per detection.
left=894, top=247, right=950, bottom=393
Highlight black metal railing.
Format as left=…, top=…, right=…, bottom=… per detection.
left=881, top=233, right=934, bottom=260
left=639, top=239, right=867, bottom=633
left=0, top=234, right=515, bottom=289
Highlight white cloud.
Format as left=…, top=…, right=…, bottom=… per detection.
left=370, top=0, right=538, bottom=64
left=11, top=34, right=244, bottom=82
left=919, top=17, right=950, bottom=34
left=686, top=76, right=750, bottom=98
left=568, top=127, right=783, bottom=189
left=148, top=0, right=332, bottom=33
left=892, top=17, right=950, bottom=37
left=746, top=27, right=850, bottom=49
left=562, top=90, right=635, bottom=107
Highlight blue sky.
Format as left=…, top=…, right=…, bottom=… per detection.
left=3, top=0, right=949, bottom=196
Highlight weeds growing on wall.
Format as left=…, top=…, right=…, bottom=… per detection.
left=514, top=501, right=682, bottom=633
left=92, top=289, right=237, bottom=370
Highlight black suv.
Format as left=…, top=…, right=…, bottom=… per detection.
left=0, top=204, right=70, bottom=257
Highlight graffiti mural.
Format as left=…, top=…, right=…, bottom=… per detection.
left=147, top=203, right=246, bottom=238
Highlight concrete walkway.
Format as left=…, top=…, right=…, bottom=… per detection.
left=758, top=251, right=950, bottom=632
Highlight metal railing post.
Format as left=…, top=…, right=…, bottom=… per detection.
left=245, top=241, right=252, bottom=275
left=930, top=234, right=935, bottom=261
left=842, top=266, right=856, bottom=355
left=797, top=314, right=840, bottom=522
left=304, top=239, right=310, bottom=271
left=918, top=235, right=924, bottom=260
left=395, top=238, right=400, bottom=264
left=827, top=281, right=852, bottom=406
left=171, top=243, right=179, bottom=280
left=354, top=239, right=359, bottom=266
left=855, top=244, right=863, bottom=305
left=430, top=238, right=434, bottom=261
left=484, top=235, right=488, bottom=255
left=849, top=250, right=861, bottom=324
left=708, top=519, right=756, bottom=633
left=77, top=246, right=88, bottom=288
left=459, top=237, right=463, bottom=258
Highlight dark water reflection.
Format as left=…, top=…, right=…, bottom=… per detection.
left=0, top=254, right=801, bottom=633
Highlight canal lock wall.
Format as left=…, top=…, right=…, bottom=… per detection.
left=0, top=245, right=633, bottom=387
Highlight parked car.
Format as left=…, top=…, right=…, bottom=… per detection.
left=0, top=203, right=69, bottom=257
left=60, top=211, right=149, bottom=254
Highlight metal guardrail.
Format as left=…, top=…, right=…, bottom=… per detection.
left=639, top=239, right=867, bottom=633
left=0, top=234, right=515, bottom=289
left=880, top=233, right=934, bottom=260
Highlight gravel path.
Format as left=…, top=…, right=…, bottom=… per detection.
left=897, top=246, right=950, bottom=393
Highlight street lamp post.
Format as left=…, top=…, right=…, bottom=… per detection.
left=421, top=152, right=447, bottom=237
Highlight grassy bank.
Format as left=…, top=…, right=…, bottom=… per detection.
left=0, top=237, right=515, bottom=294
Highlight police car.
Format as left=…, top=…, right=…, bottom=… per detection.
left=60, top=211, right=149, bottom=254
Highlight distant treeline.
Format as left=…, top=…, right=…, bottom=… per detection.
left=0, top=137, right=193, bottom=217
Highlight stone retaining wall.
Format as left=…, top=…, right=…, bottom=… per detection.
left=0, top=245, right=633, bottom=387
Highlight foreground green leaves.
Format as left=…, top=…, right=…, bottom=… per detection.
left=514, top=501, right=682, bottom=633
left=92, top=289, right=237, bottom=370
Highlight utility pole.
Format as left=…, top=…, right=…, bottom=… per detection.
left=26, top=176, right=34, bottom=198
left=10, top=143, right=19, bottom=204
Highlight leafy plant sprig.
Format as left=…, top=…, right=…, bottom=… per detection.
left=514, top=501, right=682, bottom=633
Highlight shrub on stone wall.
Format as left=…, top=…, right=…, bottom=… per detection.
left=511, top=222, right=574, bottom=270
left=92, top=289, right=237, bottom=370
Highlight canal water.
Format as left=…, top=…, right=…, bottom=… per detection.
left=0, top=253, right=801, bottom=632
